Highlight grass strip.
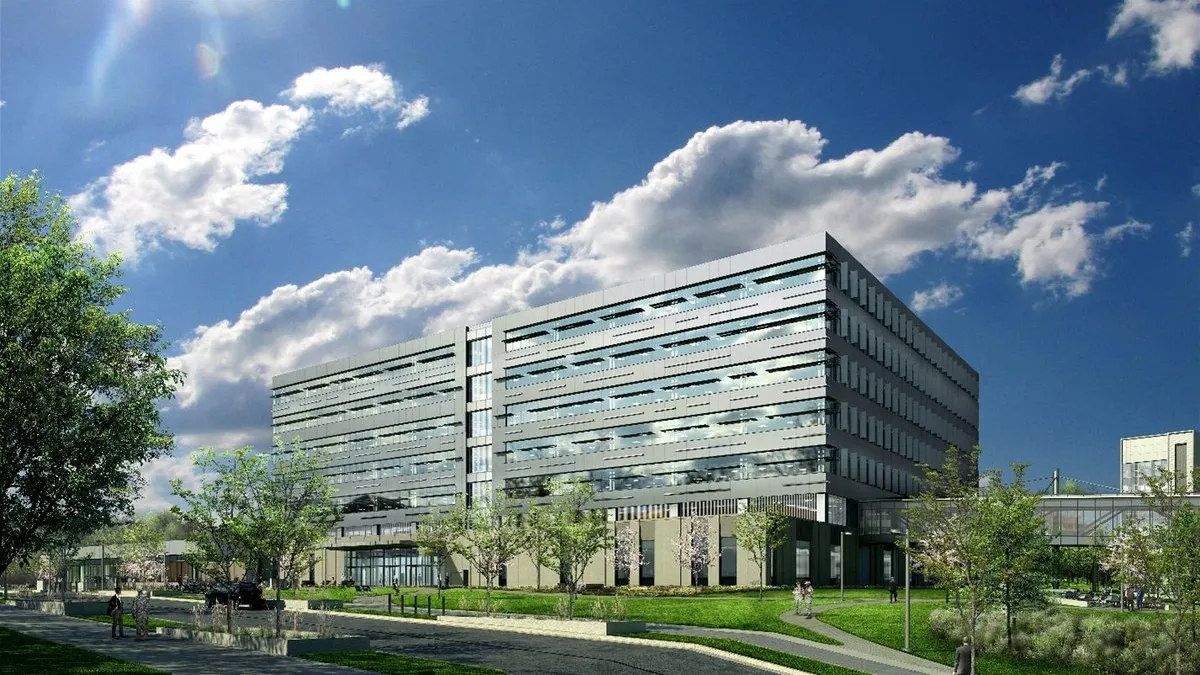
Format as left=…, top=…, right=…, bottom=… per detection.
left=629, top=631, right=868, bottom=675
left=335, top=607, right=438, bottom=620
left=301, top=649, right=503, bottom=674
left=0, top=626, right=165, bottom=674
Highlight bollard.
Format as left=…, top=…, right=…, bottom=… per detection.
left=441, top=595, right=446, bottom=616
left=413, top=593, right=418, bottom=614
left=388, top=593, right=392, bottom=613
left=400, top=594, right=405, bottom=615
left=427, top=595, right=431, bottom=617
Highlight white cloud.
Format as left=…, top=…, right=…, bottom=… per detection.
left=1095, top=174, right=1108, bottom=191
left=911, top=283, right=965, bottom=313
left=1014, top=54, right=1097, bottom=104
left=283, top=64, right=430, bottom=133
left=964, top=160, right=980, bottom=173
left=1098, top=62, right=1131, bottom=85
left=1179, top=222, right=1195, bottom=257
left=163, top=120, right=1132, bottom=454
left=70, top=100, right=313, bottom=264
left=0, top=100, right=6, bottom=108
left=70, top=64, right=429, bottom=264
left=1192, top=183, right=1200, bottom=197
left=1101, top=219, right=1152, bottom=242
left=1109, top=0, right=1200, bottom=73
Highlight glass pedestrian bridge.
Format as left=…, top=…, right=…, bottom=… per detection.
left=859, top=493, right=1200, bottom=546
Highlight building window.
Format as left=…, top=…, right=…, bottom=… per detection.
left=639, top=540, right=655, bottom=586
left=719, top=536, right=736, bottom=586
left=830, top=543, right=842, bottom=581
left=795, top=540, right=810, bottom=582
left=469, top=338, right=492, bottom=367
left=468, top=447, right=492, bottom=474
left=470, top=373, right=492, bottom=402
left=469, top=410, right=491, bottom=438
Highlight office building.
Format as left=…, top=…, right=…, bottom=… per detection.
left=270, top=232, right=979, bottom=588
left=1120, top=430, right=1197, bottom=494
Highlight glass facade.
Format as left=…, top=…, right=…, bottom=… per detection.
left=344, top=548, right=442, bottom=587
left=1121, top=459, right=1167, bottom=493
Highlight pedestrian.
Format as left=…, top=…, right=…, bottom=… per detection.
left=1136, top=587, right=1144, bottom=610
left=953, top=638, right=973, bottom=675
left=803, top=581, right=814, bottom=619
left=1124, top=585, right=1134, bottom=611
left=792, top=582, right=803, bottom=615
left=888, top=577, right=898, bottom=603
left=133, top=588, right=150, bottom=640
left=107, top=586, right=125, bottom=639
left=392, top=573, right=399, bottom=593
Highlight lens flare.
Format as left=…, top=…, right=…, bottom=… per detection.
left=195, top=43, right=221, bottom=79
left=337, top=0, right=351, bottom=8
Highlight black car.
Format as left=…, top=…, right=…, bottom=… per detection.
left=204, top=582, right=267, bottom=610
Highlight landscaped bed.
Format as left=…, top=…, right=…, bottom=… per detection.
left=154, top=626, right=370, bottom=656
left=0, top=626, right=165, bottom=674
left=80, top=614, right=188, bottom=632
left=818, top=602, right=1096, bottom=675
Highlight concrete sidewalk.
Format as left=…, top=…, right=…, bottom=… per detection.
left=0, top=606, right=367, bottom=675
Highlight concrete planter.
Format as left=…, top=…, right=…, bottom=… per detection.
left=437, top=614, right=646, bottom=636
left=12, top=599, right=111, bottom=617
left=155, top=627, right=369, bottom=656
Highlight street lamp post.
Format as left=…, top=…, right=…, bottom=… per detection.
left=891, top=528, right=912, bottom=653
left=839, top=531, right=852, bottom=603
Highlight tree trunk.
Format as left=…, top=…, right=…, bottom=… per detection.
left=1005, top=600, right=1013, bottom=649
left=274, top=578, right=282, bottom=638
left=758, top=563, right=764, bottom=601
left=485, top=578, right=492, bottom=616
left=535, top=565, right=541, bottom=590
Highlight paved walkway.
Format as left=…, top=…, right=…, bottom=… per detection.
left=0, top=606, right=366, bottom=675
left=773, top=601, right=948, bottom=675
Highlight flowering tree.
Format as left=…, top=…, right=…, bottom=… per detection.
left=672, top=516, right=713, bottom=586
left=1101, top=519, right=1157, bottom=594
left=421, top=489, right=523, bottom=615
left=114, top=518, right=165, bottom=585
left=613, top=524, right=643, bottom=590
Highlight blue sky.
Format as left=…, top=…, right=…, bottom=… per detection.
left=1, top=0, right=1197, bottom=509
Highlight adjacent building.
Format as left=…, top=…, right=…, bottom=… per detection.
left=270, top=232, right=980, bottom=589
left=1119, top=430, right=1197, bottom=494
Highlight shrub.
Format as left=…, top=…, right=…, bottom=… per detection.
left=553, top=597, right=569, bottom=619
left=590, top=599, right=609, bottom=620
left=609, top=595, right=628, bottom=620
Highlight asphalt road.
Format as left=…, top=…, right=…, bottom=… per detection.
left=149, top=600, right=767, bottom=675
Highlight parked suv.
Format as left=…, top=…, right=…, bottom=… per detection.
left=204, top=581, right=267, bottom=610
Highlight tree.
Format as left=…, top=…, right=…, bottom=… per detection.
left=424, top=491, right=522, bottom=615
left=0, top=171, right=183, bottom=581
left=171, top=448, right=257, bottom=633
left=613, top=524, right=643, bottom=592
left=414, top=512, right=454, bottom=588
left=734, top=505, right=788, bottom=599
left=545, top=480, right=610, bottom=618
left=242, top=440, right=339, bottom=638
left=1134, top=468, right=1200, bottom=675
left=33, top=541, right=78, bottom=601
left=519, top=503, right=556, bottom=590
left=672, top=516, right=714, bottom=587
left=903, top=446, right=988, bottom=675
left=977, top=464, right=1052, bottom=649
left=114, top=518, right=166, bottom=585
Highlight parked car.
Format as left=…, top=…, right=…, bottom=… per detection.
left=204, top=582, right=267, bottom=610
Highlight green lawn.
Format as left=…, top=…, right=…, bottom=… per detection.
left=630, top=632, right=868, bottom=675
left=301, top=650, right=503, bottom=674
left=0, top=626, right=165, bottom=674
left=80, top=614, right=188, bottom=631
left=380, top=587, right=843, bottom=644
left=818, top=603, right=1094, bottom=675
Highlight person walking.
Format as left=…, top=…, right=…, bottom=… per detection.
left=888, top=577, right=898, bottom=603
left=954, top=638, right=973, bottom=675
left=792, top=582, right=804, bottom=615
left=133, top=589, right=150, bottom=640
left=107, top=587, right=125, bottom=639
left=802, top=581, right=815, bottom=619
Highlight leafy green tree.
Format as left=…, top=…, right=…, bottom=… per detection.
left=545, top=480, right=610, bottom=618
left=0, top=171, right=183, bottom=579
left=1139, top=468, right=1200, bottom=675
left=903, top=446, right=988, bottom=674
left=114, top=517, right=166, bottom=584
left=242, top=440, right=339, bottom=637
left=519, top=502, right=556, bottom=590
left=423, top=491, right=522, bottom=615
left=171, top=448, right=258, bottom=633
left=978, top=464, right=1052, bottom=649
left=734, top=505, right=789, bottom=599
